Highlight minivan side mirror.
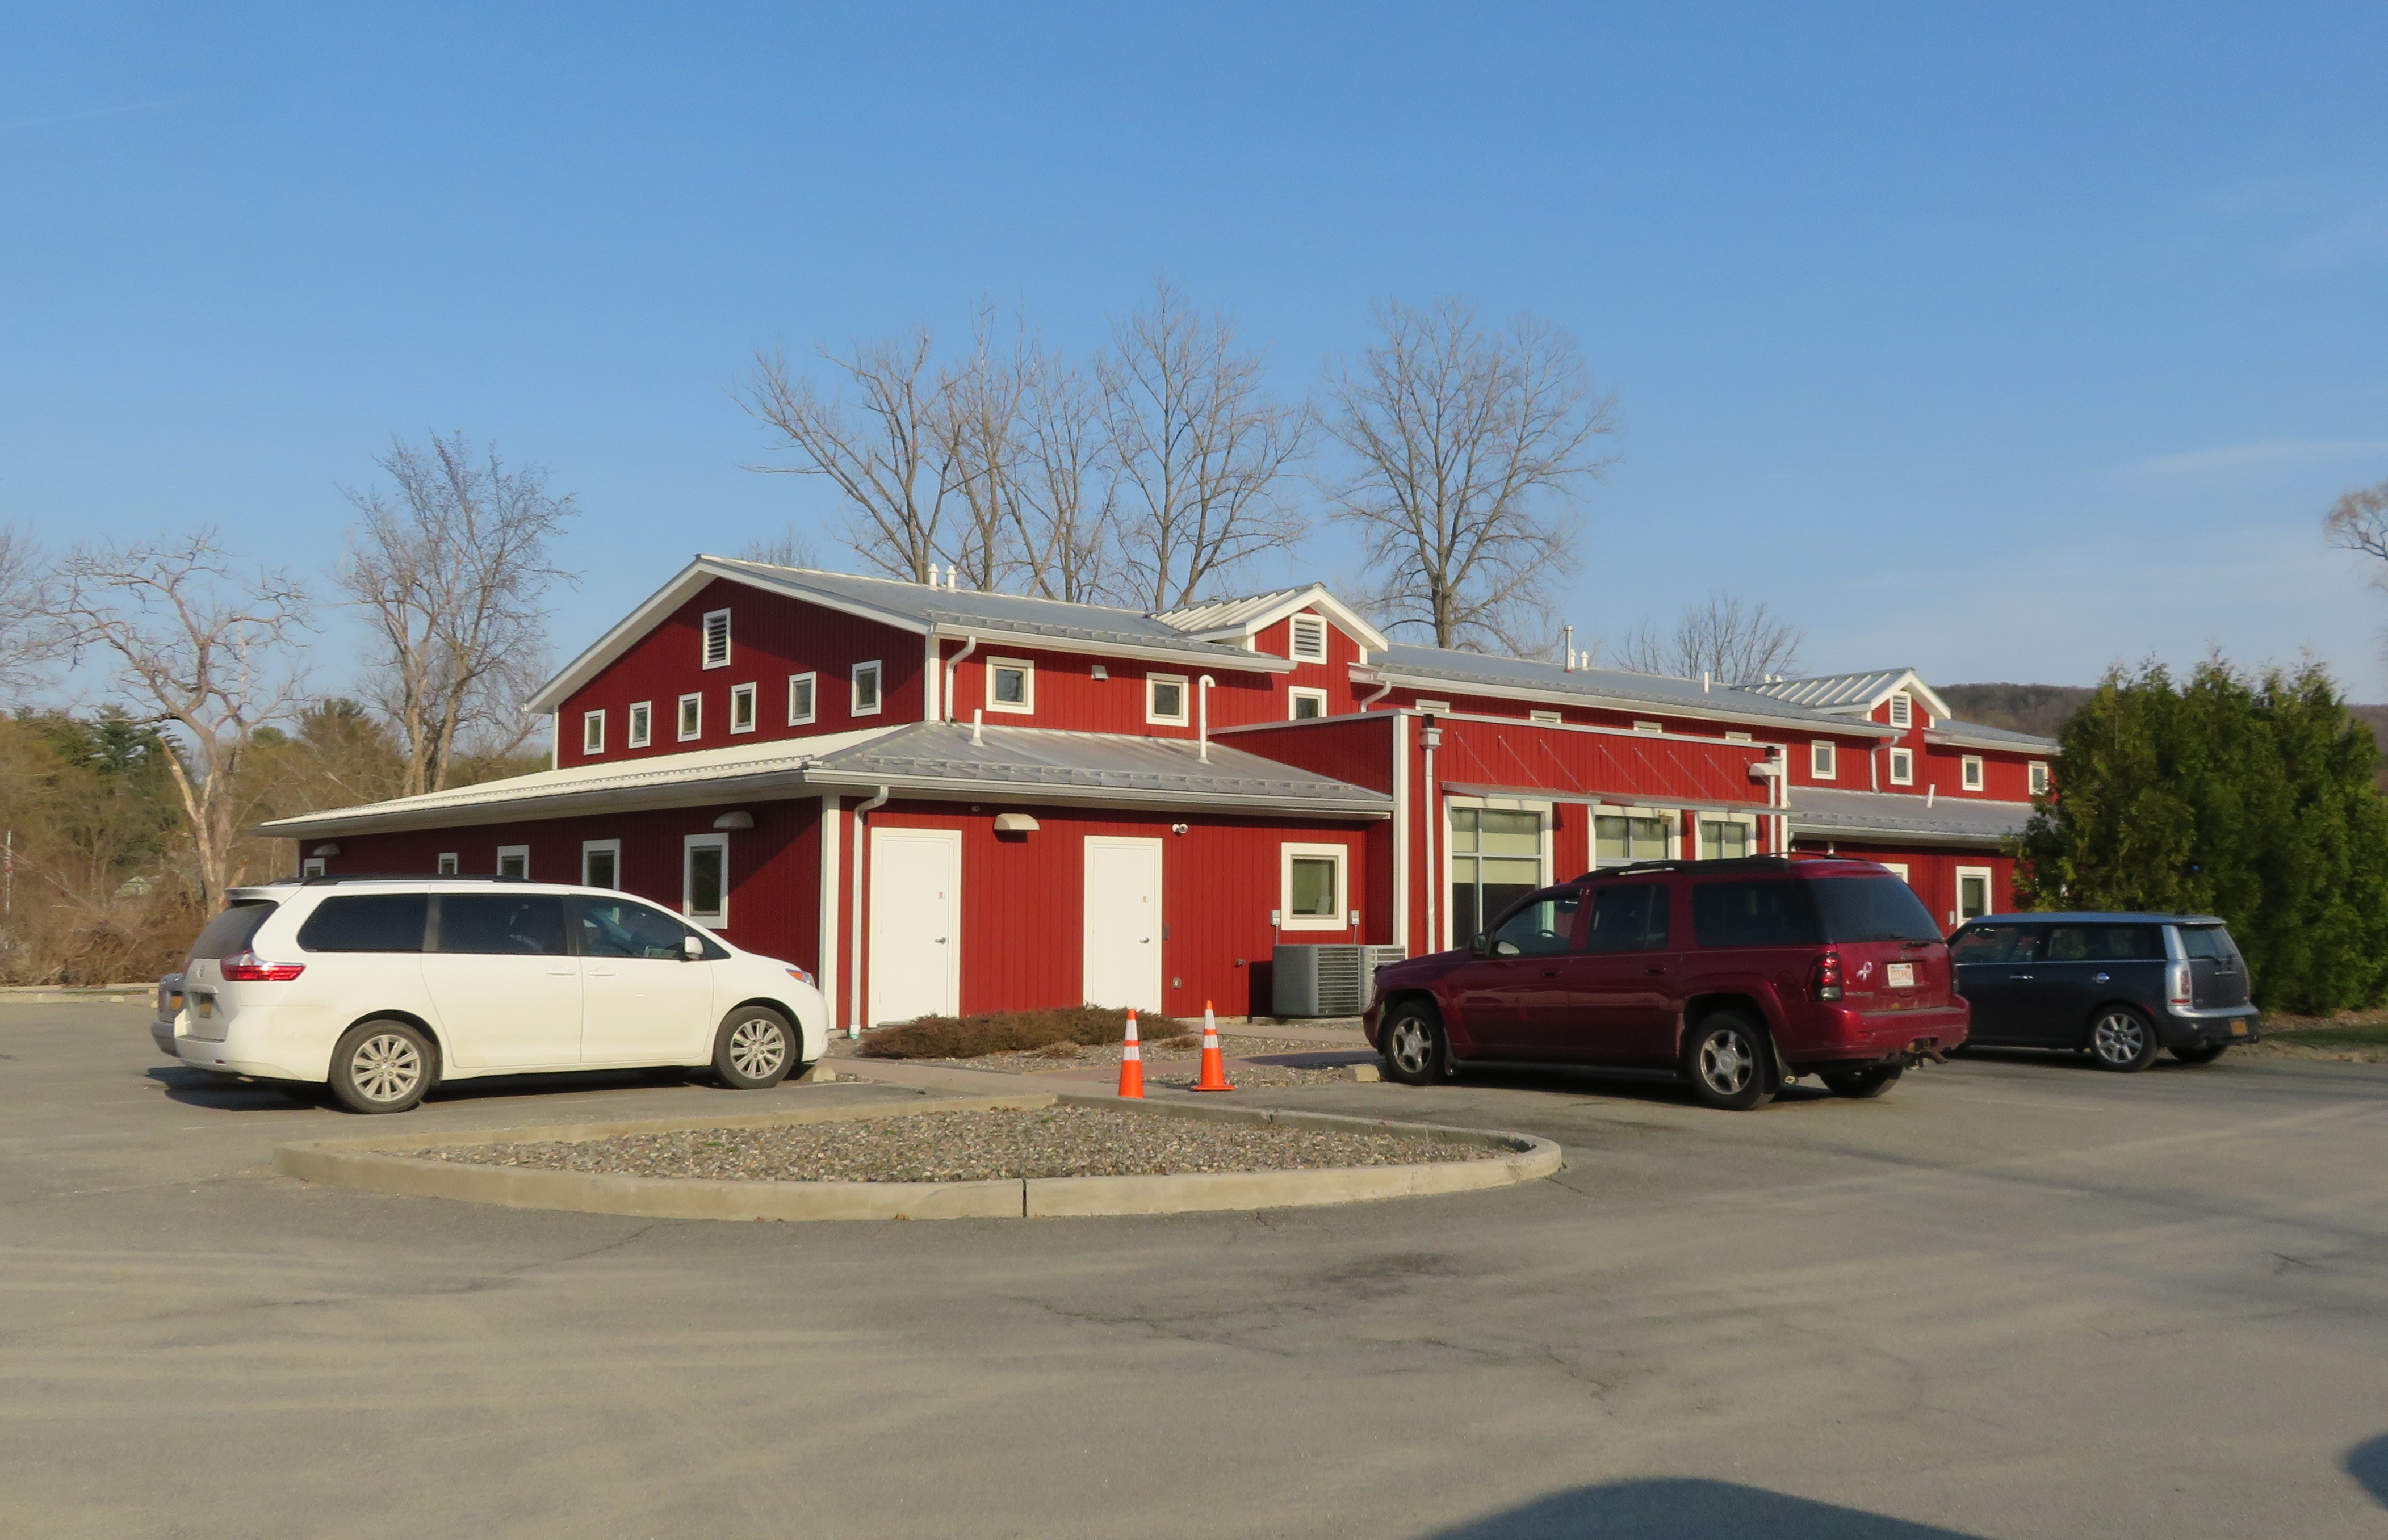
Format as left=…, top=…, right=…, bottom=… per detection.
left=682, top=935, right=705, bottom=961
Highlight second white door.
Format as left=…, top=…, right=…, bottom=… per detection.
left=1082, top=836, right=1163, bottom=1012
left=870, top=826, right=961, bottom=1025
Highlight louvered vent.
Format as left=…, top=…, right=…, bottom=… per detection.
left=1273, top=944, right=1406, bottom=1018
left=702, top=609, right=731, bottom=668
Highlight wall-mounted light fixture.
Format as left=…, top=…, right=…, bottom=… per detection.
left=993, top=812, right=1040, bottom=833
left=713, top=811, right=755, bottom=829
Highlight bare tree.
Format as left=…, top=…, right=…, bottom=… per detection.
left=1614, top=592, right=1805, bottom=683
left=49, top=531, right=311, bottom=907
left=2326, top=479, right=2388, bottom=585
left=1011, top=343, right=1114, bottom=602
left=338, top=434, right=576, bottom=798
left=740, top=329, right=953, bottom=584
left=0, top=523, right=65, bottom=697
left=1323, top=297, right=1614, bottom=652
left=738, top=525, right=824, bottom=570
left=1097, top=279, right=1309, bottom=611
left=933, top=308, right=1029, bottom=591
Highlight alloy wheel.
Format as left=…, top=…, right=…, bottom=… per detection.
left=1388, top=1017, right=1434, bottom=1076
left=2091, top=1011, right=2145, bottom=1065
left=350, top=1033, right=424, bottom=1103
left=728, top=1017, right=788, bottom=1081
left=1698, top=1029, right=1756, bottom=1096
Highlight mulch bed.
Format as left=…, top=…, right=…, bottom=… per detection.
left=403, top=1105, right=1482, bottom=1184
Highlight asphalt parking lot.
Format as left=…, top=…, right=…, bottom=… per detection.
left=5, top=1004, right=2387, bottom=1539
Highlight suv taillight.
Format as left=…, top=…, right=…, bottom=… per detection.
left=220, top=951, right=305, bottom=983
left=1810, top=949, right=1844, bottom=1002
left=2167, top=960, right=2192, bottom=1009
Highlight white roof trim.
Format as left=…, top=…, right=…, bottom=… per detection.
left=927, top=620, right=1293, bottom=673
left=1158, top=584, right=1391, bottom=656
left=1351, top=667, right=1901, bottom=740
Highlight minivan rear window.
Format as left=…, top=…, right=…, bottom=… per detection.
left=1811, top=876, right=1941, bottom=943
left=2177, top=925, right=2237, bottom=962
left=190, top=900, right=277, bottom=959
left=1692, top=880, right=1823, bottom=949
left=298, top=893, right=428, bottom=953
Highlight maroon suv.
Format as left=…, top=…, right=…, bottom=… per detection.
left=1363, top=855, right=1969, bottom=1109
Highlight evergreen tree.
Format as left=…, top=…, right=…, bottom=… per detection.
left=2017, top=658, right=2388, bottom=1013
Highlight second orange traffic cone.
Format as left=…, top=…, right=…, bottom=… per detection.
left=1116, top=1009, right=1145, bottom=1098
left=1191, top=1001, right=1234, bottom=1093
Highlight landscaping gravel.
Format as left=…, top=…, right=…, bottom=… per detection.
left=406, top=1105, right=1489, bottom=1184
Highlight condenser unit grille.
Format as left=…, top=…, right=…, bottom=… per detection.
left=1274, top=943, right=1407, bottom=1018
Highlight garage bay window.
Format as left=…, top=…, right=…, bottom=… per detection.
left=1448, top=805, right=1544, bottom=943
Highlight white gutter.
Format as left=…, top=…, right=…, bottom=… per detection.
left=1419, top=716, right=1442, bottom=954
left=1197, top=675, right=1215, bottom=762
left=847, top=784, right=890, bottom=1037
left=1358, top=678, right=1394, bottom=712
left=941, top=635, right=978, bottom=721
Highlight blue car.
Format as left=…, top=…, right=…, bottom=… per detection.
left=1947, top=912, right=2261, bottom=1071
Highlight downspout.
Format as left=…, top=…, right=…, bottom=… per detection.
left=1419, top=715, right=1443, bottom=952
left=1358, top=678, right=1394, bottom=712
left=941, top=634, right=978, bottom=723
left=1197, top=675, right=1216, bottom=762
left=847, top=784, right=890, bottom=1038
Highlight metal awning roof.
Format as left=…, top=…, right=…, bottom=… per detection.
left=1788, top=786, right=2030, bottom=847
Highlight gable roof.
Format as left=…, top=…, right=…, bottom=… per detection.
left=1154, top=584, right=1390, bottom=655
left=1748, top=668, right=1953, bottom=721
left=1367, top=644, right=1900, bottom=737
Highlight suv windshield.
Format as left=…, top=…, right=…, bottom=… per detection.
left=1811, top=876, right=1942, bottom=943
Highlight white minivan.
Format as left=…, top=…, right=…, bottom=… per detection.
left=153, top=876, right=830, bottom=1113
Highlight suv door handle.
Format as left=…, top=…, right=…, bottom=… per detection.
left=1645, top=966, right=1668, bottom=975
left=2092, top=972, right=2110, bottom=984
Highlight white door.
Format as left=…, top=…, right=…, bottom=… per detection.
left=1082, top=836, right=1163, bottom=1012
left=870, top=827, right=961, bottom=1025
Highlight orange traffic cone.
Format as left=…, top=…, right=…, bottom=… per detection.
left=1191, top=1000, right=1233, bottom=1093
left=1116, top=1009, right=1145, bottom=1098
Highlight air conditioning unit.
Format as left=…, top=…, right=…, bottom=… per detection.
left=1273, top=943, right=1408, bottom=1018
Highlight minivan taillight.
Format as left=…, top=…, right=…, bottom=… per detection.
left=1810, top=949, right=1844, bottom=1002
left=220, top=951, right=305, bottom=983
left=2167, top=960, right=2192, bottom=1010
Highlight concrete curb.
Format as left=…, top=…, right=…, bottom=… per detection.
left=273, top=1092, right=1560, bottom=1222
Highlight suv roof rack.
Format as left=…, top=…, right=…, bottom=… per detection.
left=249, top=872, right=535, bottom=887
left=1565, top=853, right=1892, bottom=882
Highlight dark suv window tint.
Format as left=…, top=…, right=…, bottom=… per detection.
left=2177, top=925, right=2236, bottom=962
left=1692, top=880, right=1822, bottom=949
left=298, top=893, right=428, bottom=952
left=1585, top=884, right=1669, bottom=952
left=1488, top=891, right=1580, bottom=956
left=434, top=894, right=569, bottom=956
left=1951, top=922, right=2039, bottom=965
left=2044, top=924, right=2162, bottom=962
left=1812, top=876, right=1941, bottom=943
left=191, top=900, right=276, bottom=959
left=572, top=896, right=692, bottom=960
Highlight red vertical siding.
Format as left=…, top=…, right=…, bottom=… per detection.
left=935, top=640, right=1276, bottom=740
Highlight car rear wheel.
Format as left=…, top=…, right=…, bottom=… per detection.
left=1684, top=1012, right=1776, bottom=1111
left=1820, top=1063, right=1903, bottom=1099
left=713, top=1006, right=794, bottom=1089
left=328, top=1019, right=435, bottom=1114
left=2171, top=1042, right=2230, bottom=1064
left=2087, top=1006, right=2161, bottom=1072
left=1380, top=1001, right=1448, bottom=1086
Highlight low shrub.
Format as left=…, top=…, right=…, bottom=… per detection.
left=859, top=1005, right=1188, bottom=1060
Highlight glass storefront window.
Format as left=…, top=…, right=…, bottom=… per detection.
left=1594, top=812, right=1669, bottom=865
left=1449, top=806, right=1543, bottom=942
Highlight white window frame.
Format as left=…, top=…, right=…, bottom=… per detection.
left=496, top=845, right=530, bottom=880
left=1633, top=720, right=1663, bottom=734
left=787, top=672, right=816, bottom=726
left=676, top=693, right=702, bottom=741
left=1888, top=691, right=1913, bottom=729
left=1289, top=686, right=1330, bottom=721
left=627, top=700, right=652, bottom=748
left=1590, top=803, right=1679, bottom=868
left=581, top=709, right=605, bottom=756
left=1954, top=865, right=1994, bottom=926
left=581, top=838, right=622, bottom=889
left=1880, top=861, right=1912, bottom=884
left=851, top=660, right=883, bottom=718
left=437, top=853, right=459, bottom=876
left=1960, top=754, right=1984, bottom=791
left=729, top=681, right=757, bottom=734
left=2029, top=760, right=2050, bottom=795
left=300, top=857, right=326, bottom=879
left=683, top=833, right=730, bottom=925
left=1811, top=740, right=1837, bottom=779
left=1695, top=812, right=1759, bottom=862
left=701, top=608, right=732, bottom=670
left=1289, top=614, right=1328, bottom=663
left=1888, top=747, right=1914, bottom=786
left=1146, top=672, right=1189, bottom=725
left=1528, top=709, right=1562, bottom=725
left=1442, top=796, right=1555, bottom=949
left=1280, top=843, right=1348, bottom=933
left=986, top=657, right=1035, bottom=715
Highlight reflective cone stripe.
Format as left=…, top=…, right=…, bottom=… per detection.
left=1191, top=998, right=1233, bottom=1093
left=1117, top=1009, right=1144, bottom=1098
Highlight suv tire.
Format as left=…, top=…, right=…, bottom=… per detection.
left=1684, top=1011, right=1777, bottom=1111
left=713, top=1006, right=795, bottom=1089
left=1821, top=1063, right=1903, bottom=1099
left=328, top=1019, right=436, bottom=1114
left=2171, top=1042, right=2230, bottom=1065
left=2087, top=1005, right=2161, bottom=1072
left=1380, top=1001, right=1449, bottom=1086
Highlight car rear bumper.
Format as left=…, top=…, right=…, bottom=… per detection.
left=149, top=1017, right=179, bottom=1057
left=1783, top=1002, right=1971, bottom=1069
left=2161, top=1007, right=2260, bottom=1048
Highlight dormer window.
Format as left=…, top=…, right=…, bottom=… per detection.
left=1290, top=614, right=1327, bottom=662
left=1888, top=691, right=1912, bottom=729
left=1888, top=747, right=1914, bottom=785
left=701, top=609, right=731, bottom=670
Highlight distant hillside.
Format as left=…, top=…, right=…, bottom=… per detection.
left=1938, top=683, right=2095, bottom=738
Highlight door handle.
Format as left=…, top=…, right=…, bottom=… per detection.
left=2007, top=973, right=2034, bottom=980
left=2092, top=972, right=2109, bottom=984
left=546, top=966, right=577, bottom=976
left=1541, top=970, right=1559, bottom=978
left=1645, top=966, right=1667, bottom=975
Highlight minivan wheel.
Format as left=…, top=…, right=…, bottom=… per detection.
left=2171, top=1042, right=2230, bottom=1065
left=713, top=1006, right=794, bottom=1089
left=1820, top=1064, right=1903, bottom=1100
left=1380, top=1002, right=1448, bottom=1086
left=1684, top=1012, right=1776, bottom=1111
left=328, top=1019, right=434, bottom=1114
left=2087, top=1006, right=2161, bottom=1072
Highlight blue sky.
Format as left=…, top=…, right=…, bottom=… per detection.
left=7, top=3, right=2388, bottom=697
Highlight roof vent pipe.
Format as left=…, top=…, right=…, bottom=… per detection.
left=1197, top=675, right=1216, bottom=762
left=1563, top=625, right=1575, bottom=673
left=1702, top=670, right=1712, bottom=693
left=1926, top=784, right=1936, bottom=807
left=971, top=708, right=983, bottom=746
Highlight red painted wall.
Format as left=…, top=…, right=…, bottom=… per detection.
left=935, top=639, right=1276, bottom=740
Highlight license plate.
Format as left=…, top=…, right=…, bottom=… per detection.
left=2230, top=1021, right=2247, bottom=1035
left=1886, top=963, right=1914, bottom=989
left=195, top=995, right=214, bottom=1019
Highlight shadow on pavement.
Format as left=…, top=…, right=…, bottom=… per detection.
left=1420, top=1479, right=1984, bottom=1538
left=149, top=1063, right=709, bottom=1112
left=2347, top=1434, right=2388, bottom=1508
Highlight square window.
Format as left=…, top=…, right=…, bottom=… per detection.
left=1961, top=755, right=1984, bottom=791
left=1147, top=673, right=1188, bottom=725
left=1281, top=844, right=1347, bottom=931
left=1291, top=687, right=1329, bottom=721
left=627, top=702, right=652, bottom=748
left=1889, top=748, right=1914, bottom=785
left=581, top=709, right=605, bottom=755
left=2029, top=761, right=2051, bottom=795
left=729, top=682, right=757, bottom=733
left=581, top=840, right=621, bottom=889
left=684, top=834, right=728, bottom=924
left=1289, top=614, right=1328, bottom=662
left=496, top=845, right=529, bottom=880
left=987, top=657, right=1034, bottom=715
left=787, top=673, right=816, bottom=726
left=300, top=857, right=326, bottom=879
left=437, top=853, right=459, bottom=876
left=1529, top=709, right=1562, bottom=725
left=1888, top=692, right=1913, bottom=729
left=677, top=693, right=702, bottom=741
left=851, top=661, right=882, bottom=717
left=1811, top=741, right=1837, bottom=779
left=1697, top=817, right=1752, bottom=861
left=1594, top=811, right=1671, bottom=863
left=701, top=609, right=731, bottom=669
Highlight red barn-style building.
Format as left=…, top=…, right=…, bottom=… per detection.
left=262, top=560, right=2057, bottom=1024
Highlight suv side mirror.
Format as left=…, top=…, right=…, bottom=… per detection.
left=1469, top=931, right=1493, bottom=959
left=681, top=935, right=705, bottom=961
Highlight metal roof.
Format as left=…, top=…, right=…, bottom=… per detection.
left=1153, top=584, right=1390, bottom=652
left=1788, top=786, right=2031, bottom=846
left=1929, top=717, right=2060, bottom=752
left=1372, top=645, right=1889, bottom=733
